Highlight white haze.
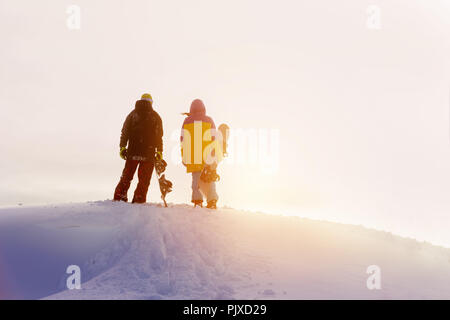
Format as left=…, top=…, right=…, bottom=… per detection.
left=0, top=0, right=450, bottom=246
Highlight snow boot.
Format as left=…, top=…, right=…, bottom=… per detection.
left=193, top=200, right=203, bottom=208
left=132, top=194, right=146, bottom=204
left=206, top=200, right=217, bottom=210
left=113, top=196, right=128, bottom=202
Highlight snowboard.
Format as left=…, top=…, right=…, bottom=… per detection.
left=154, top=158, right=172, bottom=207
left=218, top=123, right=229, bottom=158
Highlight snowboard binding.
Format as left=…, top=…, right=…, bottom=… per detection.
left=154, top=157, right=172, bottom=207
left=200, top=166, right=220, bottom=183
left=155, top=158, right=168, bottom=175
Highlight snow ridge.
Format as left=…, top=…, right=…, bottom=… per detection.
left=0, top=201, right=449, bottom=299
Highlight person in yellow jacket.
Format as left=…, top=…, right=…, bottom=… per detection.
left=180, top=99, right=224, bottom=209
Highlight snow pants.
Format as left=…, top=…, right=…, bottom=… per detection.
left=114, top=159, right=154, bottom=203
left=191, top=171, right=218, bottom=203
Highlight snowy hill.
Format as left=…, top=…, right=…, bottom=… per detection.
left=0, top=201, right=449, bottom=300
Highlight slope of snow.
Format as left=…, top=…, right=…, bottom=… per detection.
left=0, top=201, right=449, bottom=300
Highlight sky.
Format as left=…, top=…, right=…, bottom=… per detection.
left=1, top=0, right=450, bottom=246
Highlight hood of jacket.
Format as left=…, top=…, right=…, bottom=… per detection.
left=189, top=99, right=206, bottom=115
left=135, top=99, right=153, bottom=115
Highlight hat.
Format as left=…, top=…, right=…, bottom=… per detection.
left=141, top=93, right=153, bottom=103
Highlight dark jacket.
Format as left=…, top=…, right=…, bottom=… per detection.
left=120, top=100, right=163, bottom=160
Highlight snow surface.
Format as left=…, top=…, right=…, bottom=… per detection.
left=0, top=201, right=449, bottom=300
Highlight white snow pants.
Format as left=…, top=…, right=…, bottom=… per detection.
left=191, top=171, right=218, bottom=203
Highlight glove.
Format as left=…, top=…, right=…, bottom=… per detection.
left=120, top=147, right=128, bottom=160
left=156, top=151, right=163, bottom=161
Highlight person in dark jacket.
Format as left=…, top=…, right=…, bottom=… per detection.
left=113, top=93, right=163, bottom=203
